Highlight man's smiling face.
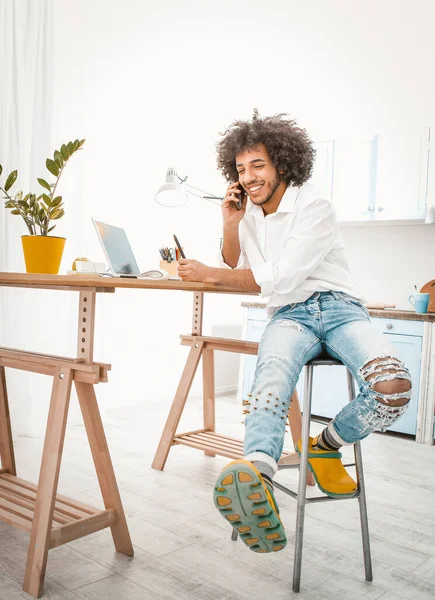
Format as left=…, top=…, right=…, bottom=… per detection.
left=235, top=143, right=287, bottom=214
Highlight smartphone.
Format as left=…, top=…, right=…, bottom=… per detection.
left=233, top=183, right=245, bottom=210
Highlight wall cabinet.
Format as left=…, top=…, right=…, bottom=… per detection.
left=311, top=128, right=431, bottom=223
left=239, top=306, right=435, bottom=443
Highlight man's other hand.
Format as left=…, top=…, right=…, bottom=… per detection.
left=178, top=259, right=211, bottom=282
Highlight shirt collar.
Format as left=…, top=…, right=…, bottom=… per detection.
left=246, top=184, right=300, bottom=219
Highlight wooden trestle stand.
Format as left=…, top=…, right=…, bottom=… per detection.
left=0, top=277, right=133, bottom=598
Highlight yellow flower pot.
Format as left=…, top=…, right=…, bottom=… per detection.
left=21, top=235, right=66, bottom=274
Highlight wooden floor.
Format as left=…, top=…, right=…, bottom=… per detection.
left=1, top=392, right=434, bottom=600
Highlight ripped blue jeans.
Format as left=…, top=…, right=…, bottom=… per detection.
left=244, top=292, right=412, bottom=472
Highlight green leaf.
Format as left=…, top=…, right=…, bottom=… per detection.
left=42, top=194, right=51, bottom=207
left=54, top=150, right=64, bottom=167
left=51, top=208, right=64, bottom=220
left=37, top=178, right=51, bottom=192
left=39, top=207, right=46, bottom=221
left=4, top=170, right=18, bottom=192
left=11, top=209, right=20, bottom=215
left=48, top=225, right=56, bottom=233
left=4, top=202, right=14, bottom=208
left=46, top=159, right=59, bottom=177
left=51, top=196, right=62, bottom=207
left=67, top=141, right=74, bottom=154
left=60, top=144, right=70, bottom=160
left=73, top=139, right=80, bottom=151
left=79, top=138, right=86, bottom=148
left=0, top=165, right=2, bottom=176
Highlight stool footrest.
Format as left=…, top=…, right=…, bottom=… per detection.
left=274, top=479, right=361, bottom=503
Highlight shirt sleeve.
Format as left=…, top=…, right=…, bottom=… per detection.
left=251, top=198, right=335, bottom=298
left=217, top=241, right=250, bottom=270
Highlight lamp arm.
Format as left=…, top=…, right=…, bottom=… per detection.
left=177, top=175, right=224, bottom=205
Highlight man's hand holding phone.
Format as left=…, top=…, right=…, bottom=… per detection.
left=221, top=182, right=247, bottom=230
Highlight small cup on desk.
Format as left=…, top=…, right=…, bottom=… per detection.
left=409, top=293, right=430, bottom=314
left=160, top=260, right=179, bottom=276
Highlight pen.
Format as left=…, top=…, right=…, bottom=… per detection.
left=173, top=234, right=186, bottom=259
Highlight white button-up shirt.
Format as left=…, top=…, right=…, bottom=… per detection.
left=219, top=182, right=362, bottom=317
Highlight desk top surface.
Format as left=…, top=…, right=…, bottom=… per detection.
left=0, top=272, right=256, bottom=296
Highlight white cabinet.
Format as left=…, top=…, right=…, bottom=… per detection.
left=240, top=306, right=434, bottom=443
left=374, top=129, right=430, bottom=221
left=366, top=318, right=423, bottom=435
left=310, top=128, right=431, bottom=223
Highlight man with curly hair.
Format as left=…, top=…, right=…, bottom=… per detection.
left=177, top=110, right=412, bottom=554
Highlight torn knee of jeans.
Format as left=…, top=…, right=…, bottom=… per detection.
left=358, top=399, right=409, bottom=433
left=274, top=319, right=303, bottom=332
left=359, top=355, right=412, bottom=407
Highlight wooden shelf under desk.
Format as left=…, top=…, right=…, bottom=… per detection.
left=172, top=429, right=296, bottom=463
left=0, top=472, right=116, bottom=548
left=0, top=473, right=116, bottom=549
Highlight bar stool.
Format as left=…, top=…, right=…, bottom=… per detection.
left=232, top=355, right=373, bottom=593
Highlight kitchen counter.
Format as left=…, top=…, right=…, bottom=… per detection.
left=241, top=302, right=435, bottom=322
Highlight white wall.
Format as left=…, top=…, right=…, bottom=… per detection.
left=342, top=224, right=435, bottom=308
left=2, top=0, right=435, bottom=436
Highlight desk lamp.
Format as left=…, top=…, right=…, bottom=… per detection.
left=155, top=167, right=224, bottom=207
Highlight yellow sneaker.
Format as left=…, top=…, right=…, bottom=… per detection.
left=213, top=459, right=287, bottom=553
left=296, top=436, right=358, bottom=498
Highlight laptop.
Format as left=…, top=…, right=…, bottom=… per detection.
left=92, top=219, right=171, bottom=279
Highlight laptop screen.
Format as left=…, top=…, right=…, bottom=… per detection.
left=93, top=220, right=140, bottom=275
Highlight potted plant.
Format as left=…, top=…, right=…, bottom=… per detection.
left=0, top=139, right=85, bottom=274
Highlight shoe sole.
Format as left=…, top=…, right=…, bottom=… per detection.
left=213, top=460, right=287, bottom=553
left=296, top=445, right=358, bottom=499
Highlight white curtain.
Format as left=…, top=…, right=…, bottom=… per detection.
left=0, top=0, right=55, bottom=436
left=0, top=0, right=54, bottom=277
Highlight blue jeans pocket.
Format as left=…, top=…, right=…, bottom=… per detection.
left=273, top=303, right=298, bottom=319
left=337, top=293, right=370, bottom=318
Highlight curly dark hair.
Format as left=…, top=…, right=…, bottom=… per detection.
left=216, top=109, right=315, bottom=187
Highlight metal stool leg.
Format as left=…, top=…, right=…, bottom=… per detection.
left=346, top=371, right=373, bottom=581
left=231, top=529, right=238, bottom=541
left=292, top=364, right=313, bottom=592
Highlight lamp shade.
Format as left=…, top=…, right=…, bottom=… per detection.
left=155, top=167, right=188, bottom=207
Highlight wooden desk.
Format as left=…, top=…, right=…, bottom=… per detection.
left=0, top=273, right=306, bottom=596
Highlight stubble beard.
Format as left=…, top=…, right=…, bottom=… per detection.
left=251, top=173, right=281, bottom=206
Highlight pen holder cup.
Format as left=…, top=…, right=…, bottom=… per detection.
left=160, top=260, right=179, bottom=276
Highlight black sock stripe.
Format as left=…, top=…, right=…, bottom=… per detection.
left=261, top=473, right=273, bottom=487
left=321, top=429, right=342, bottom=450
